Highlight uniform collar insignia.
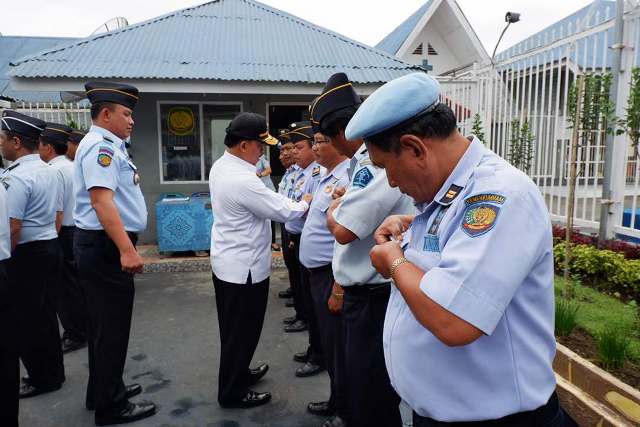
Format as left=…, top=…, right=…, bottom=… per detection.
left=6, top=163, right=19, bottom=172
left=438, top=184, right=463, bottom=205
left=104, top=136, right=114, bottom=143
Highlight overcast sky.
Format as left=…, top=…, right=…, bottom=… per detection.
left=1, top=0, right=596, bottom=53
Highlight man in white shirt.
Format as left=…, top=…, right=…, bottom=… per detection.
left=209, top=112, right=311, bottom=409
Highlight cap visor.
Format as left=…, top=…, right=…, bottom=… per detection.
left=262, top=134, right=279, bottom=146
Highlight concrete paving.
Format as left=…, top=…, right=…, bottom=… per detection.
left=19, top=269, right=336, bottom=427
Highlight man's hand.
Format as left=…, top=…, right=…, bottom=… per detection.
left=328, top=197, right=342, bottom=213
left=370, top=241, right=404, bottom=279
left=120, top=247, right=144, bottom=274
left=374, top=215, right=415, bottom=245
left=328, top=282, right=344, bottom=314
left=302, top=193, right=313, bottom=204
left=332, top=186, right=346, bottom=199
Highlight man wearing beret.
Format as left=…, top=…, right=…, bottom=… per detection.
left=74, top=82, right=155, bottom=425
left=39, top=122, right=88, bottom=354
left=311, top=73, right=412, bottom=427
left=350, top=73, right=575, bottom=426
left=209, top=112, right=311, bottom=408
left=0, top=111, right=66, bottom=400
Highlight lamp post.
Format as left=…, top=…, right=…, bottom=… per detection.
left=491, top=11, right=521, bottom=65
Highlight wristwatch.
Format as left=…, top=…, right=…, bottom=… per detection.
left=389, top=256, right=409, bottom=279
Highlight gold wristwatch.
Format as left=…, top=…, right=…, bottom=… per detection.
left=389, top=257, right=409, bottom=279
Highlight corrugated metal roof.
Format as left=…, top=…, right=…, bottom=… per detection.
left=495, top=0, right=615, bottom=64
left=0, top=36, right=79, bottom=101
left=9, top=0, right=422, bottom=84
left=375, top=0, right=434, bottom=55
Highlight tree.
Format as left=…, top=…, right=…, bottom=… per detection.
left=471, top=113, right=486, bottom=143
left=507, top=119, right=535, bottom=173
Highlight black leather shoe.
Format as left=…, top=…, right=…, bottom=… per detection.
left=220, top=390, right=272, bottom=409
left=321, top=415, right=348, bottom=427
left=95, top=401, right=156, bottom=426
left=278, top=288, right=292, bottom=299
left=62, top=337, right=87, bottom=354
left=86, top=384, right=143, bottom=410
left=19, top=383, right=62, bottom=399
left=307, top=400, right=333, bottom=416
left=293, top=351, right=309, bottom=363
left=283, top=315, right=297, bottom=325
left=246, top=363, right=269, bottom=386
left=285, top=298, right=295, bottom=308
left=284, top=320, right=307, bottom=333
left=296, top=362, right=325, bottom=377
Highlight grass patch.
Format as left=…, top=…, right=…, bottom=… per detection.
left=554, top=276, right=640, bottom=361
left=555, top=298, right=580, bottom=337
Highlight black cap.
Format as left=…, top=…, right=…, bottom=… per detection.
left=277, top=129, right=293, bottom=147
left=0, top=110, right=45, bottom=139
left=225, top=112, right=278, bottom=145
left=310, top=73, right=361, bottom=130
left=42, top=122, right=73, bottom=146
left=69, top=129, right=87, bottom=144
left=283, top=121, right=313, bottom=143
left=85, top=81, right=139, bottom=110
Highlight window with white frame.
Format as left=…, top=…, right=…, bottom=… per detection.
left=159, top=102, right=242, bottom=183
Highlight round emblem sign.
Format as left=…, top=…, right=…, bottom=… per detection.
left=168, top=107, right=195, bottom=136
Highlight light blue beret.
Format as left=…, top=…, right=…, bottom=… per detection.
left=345, top=72, right=441, bottom=141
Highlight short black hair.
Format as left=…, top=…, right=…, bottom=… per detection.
left=41, top=140, right=68, bottom=156
left=366, top=103, right=457, bottom=153
left=319, top=105, right=359, bottom=138
left=90, top=102, right=117, bottom=120
left=6, top=130, right=38, bottom=151
left=224, top=133, right=243, bottom=148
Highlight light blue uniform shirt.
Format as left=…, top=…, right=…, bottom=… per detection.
left=278, top=165, right=299, bottom=197
left=73, top=125, right=147, bottom=233
left=332, top=145, right=414, bottom=286
left=300, top=159, right=350, bottom=268
left=384, top=137, right=556, bottom=422
left=0, top=154, right=61, bottom=244
left=285, top=161, right=323, bottom=234
left=49, top=155, right=75, bottom=227
left=0, top=185, right=10, bottom=260
left=256, top=154, right=275, bottom=191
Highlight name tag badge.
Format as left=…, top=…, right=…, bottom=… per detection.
left=423, top=234, right=440, bottom=252
left=128, top=160, right=141, bottom=185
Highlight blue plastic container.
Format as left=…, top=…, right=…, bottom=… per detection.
left=155, top=192, right=214, bottom=253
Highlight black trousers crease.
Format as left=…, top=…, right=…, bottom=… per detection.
left=213, top=273, right=269, bottom=404
left=56, top=226, right=87, bottom=342
left=308, top=264, right=348, bottom=420
left=75, top=229, right=136, bottom=415
left=0, top=259, right=19, bottom=427
left=9, top=239, right=65, bottom=389
left=343, top=284, right=402, bottom=427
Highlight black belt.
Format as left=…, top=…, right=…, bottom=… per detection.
left=76, top=229, right=138, bottom=245
left=414, top=392, right=562, bottom=426
left=307, top=264, right=332, bottom=273
left=60, top=225, right=76, bottom=232
left=343, top=282, right=391, bottom=294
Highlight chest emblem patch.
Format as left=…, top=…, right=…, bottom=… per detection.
left=352, top=167, right=373, bottom=189
left=461, top=203, right=500, bottom=237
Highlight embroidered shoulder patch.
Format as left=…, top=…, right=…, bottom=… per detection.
left=464, top=193, right=506, bottom=206
left=461, top=203, right=500, bottom=237
left=312, top=166, right=321, bottom=177
left=97, top=145, right=114, bottom=168
left=352, top=167, right=373, bottom=189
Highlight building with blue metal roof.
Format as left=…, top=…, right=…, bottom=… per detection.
left=375, top=0, right=488, bottom=75
left=8, top=0, right=424, bottom=243
left=0, top=35, right=79, bottom=102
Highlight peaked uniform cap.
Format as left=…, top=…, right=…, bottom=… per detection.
left=310, top=73, right=361, bottom=130
left=345, top=72, right=440, bottom=141
left=0, top=110, right=45, bottom=139
left=42, top=122, right=73, bottom=146
left=225, top=112, right=278, bottom=146
left=84, top=81, right=139, bottom=110
left=283, top=121, right=313, bottom=143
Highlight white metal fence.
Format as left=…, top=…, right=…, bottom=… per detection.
left=437, top=2, right=640, bottom=241
left=11, top=102, right=91, bottom=129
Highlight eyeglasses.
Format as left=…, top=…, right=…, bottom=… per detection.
left=312, top=139, right=330, bottom=146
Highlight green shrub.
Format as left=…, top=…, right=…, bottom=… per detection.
left=610, top=259, right=640, bottom=301
left=556, top=298, right=580, bottom=336
left=597, top=321, right=632, bottom=370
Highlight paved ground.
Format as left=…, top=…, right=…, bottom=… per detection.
left=19, top=269, right=340, bottom=427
